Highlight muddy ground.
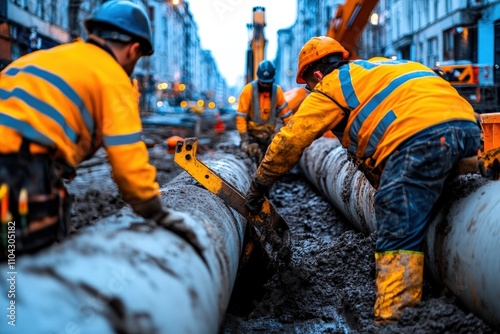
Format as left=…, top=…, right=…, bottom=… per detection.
left=66, top=128, right=498, bottom=334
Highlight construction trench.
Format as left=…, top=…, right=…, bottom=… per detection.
left=0, top=129, right=499, bottom=334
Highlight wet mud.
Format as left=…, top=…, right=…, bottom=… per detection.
left=65, top=130, right=498, bottom=334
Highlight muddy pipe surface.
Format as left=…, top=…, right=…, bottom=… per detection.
left=299, top=137, right=500, bottom=329
left=0, top=151, right=253, bottom=334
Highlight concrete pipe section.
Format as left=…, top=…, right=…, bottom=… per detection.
left=0, top=151, right=253, bottom=334
left=298, top=136, right=500, bottom=329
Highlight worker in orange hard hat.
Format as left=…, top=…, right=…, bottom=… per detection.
left=236, top=60, right=293, bottom=164
left=0, top=0, right=200, bottom=259
left=245, top=36, right=481, bottom=324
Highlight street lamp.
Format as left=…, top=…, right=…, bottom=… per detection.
left=369, top=13, right=381, bottom=57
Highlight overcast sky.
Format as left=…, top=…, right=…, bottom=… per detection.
left=186, top=0, right=297, bottom=88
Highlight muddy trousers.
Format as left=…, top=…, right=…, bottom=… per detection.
left=374, top=251, right=424, bottom=323
left=372, top=121, right=480, bottom=324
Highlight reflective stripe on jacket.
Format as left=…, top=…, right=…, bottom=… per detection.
left=236, top=80, right=292, bottom=138
left=256, top=58, right=477, bottom=184
left=0, top=39, right=160, bottom=204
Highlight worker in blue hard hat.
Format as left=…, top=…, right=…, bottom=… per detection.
left=0, top=0, right=200, bottom=258
left=236, top=60, right=293, bottom=164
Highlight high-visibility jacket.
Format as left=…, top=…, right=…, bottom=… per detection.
left=236, top=80, right=292, bottom=140
left=256, top=58, right=477, bottom=182
left=0, top=39, right=159, bottom=204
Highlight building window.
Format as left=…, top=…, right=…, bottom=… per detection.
left=36, top=0, right=45, bottom=19
left=446, top=0, right=452, bottom=12
left=424, top=0, right=429, bottom=24
left=49, top=0, right=57, bottom=24
left=14, top=0, right=28, bottom=9
left=427, top=36, right=438, bottom=67
left=455, top=26, right=478, bottom=62
left=443, top=28, right=455, bottom=60
left=418, top=42, right=424, bottom=64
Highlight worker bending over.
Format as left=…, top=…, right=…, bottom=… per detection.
left=0, top=0, right=191, bottom=258
left=236, top=60, right=292, bottom=164
left=245, top=36, right=480, bottom=324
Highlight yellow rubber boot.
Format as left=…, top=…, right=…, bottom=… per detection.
left=374, top=250, right=424, bottom=324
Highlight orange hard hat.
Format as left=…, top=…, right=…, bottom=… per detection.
left=166, top=135, right=184, bottom=151
left=296, top=36, right=349, bottom=84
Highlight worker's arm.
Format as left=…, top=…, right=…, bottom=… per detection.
left=246, top=90, right=346, bottom=213
left=275, top=86, right=293, bottom=126
left=100, top=81, right=161, bottom=218
left=235, top=84, right=252, bottom=134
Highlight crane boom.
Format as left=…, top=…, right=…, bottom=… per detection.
left=327, top=0, right=379, bottom=59
left=245, top=6, right=267, bottom=83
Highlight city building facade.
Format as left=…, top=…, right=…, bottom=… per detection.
left=275, top=0, right=500, bottom=101
left=0, top=0, right=228, bottom=112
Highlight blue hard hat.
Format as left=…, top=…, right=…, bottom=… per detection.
left=84, top=0, right=154, bottom=55
left=257, top=60, right=276, bottom=83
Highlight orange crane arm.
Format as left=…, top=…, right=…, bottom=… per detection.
left=326, top=0, right=379, bottom=59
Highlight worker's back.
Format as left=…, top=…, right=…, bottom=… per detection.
left=0, top=39, right=139, bottom=165
left=314, top=58, right=476, bottom=165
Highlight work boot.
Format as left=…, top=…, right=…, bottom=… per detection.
left=374, top=250, right=424, bottom=324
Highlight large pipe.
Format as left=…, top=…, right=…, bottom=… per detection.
left=298, top=137, right=500, bottom=329
left=0, top=150, right=253, bottom=334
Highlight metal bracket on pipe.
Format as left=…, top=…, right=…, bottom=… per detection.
left=174, top=137, right=291, bottom=270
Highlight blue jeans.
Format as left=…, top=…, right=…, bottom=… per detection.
left=374, top=121, right=481, bottom=252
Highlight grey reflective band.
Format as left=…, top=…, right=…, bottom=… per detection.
left=0, top=113, right=56, bottom=148
left=4, top=66, right=95, bottom=136
left=94, top=30, right=133, bottom=43
left=0, top=88, right=79, bottom=144
left=103, top=131, right=142, bottom=147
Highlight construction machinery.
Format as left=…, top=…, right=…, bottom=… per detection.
left=326, top=0, right=379, bottom=60
left=479, top=112, right=500, bottom=179
left=435, top=61, right=499, bottom=114
left=245, top=6, right=267, bottom=84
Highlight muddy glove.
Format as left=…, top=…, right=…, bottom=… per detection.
left=246, top=143, right=262, bottom=159
left=240, top=132, right=250, bottom=153
left=130, top=196, right=204, bottom=253
left=156, top=210, right=204, bottom=254
left=245, top=178, right=269, bottom=215
left=130, top=196, right=165, bottom=220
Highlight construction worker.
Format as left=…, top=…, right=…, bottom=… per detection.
left=236, top=60, right=293, bottom=164
left=0, top=0, right=195, bottom=259
left=245, top=36, right=481, bottom=323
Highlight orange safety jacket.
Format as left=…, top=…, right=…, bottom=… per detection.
left=256, top=58, right=477, bottom=183
left=0, top=39, right=160, bottom=204
left=236, top=80, right=292, bottom=140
